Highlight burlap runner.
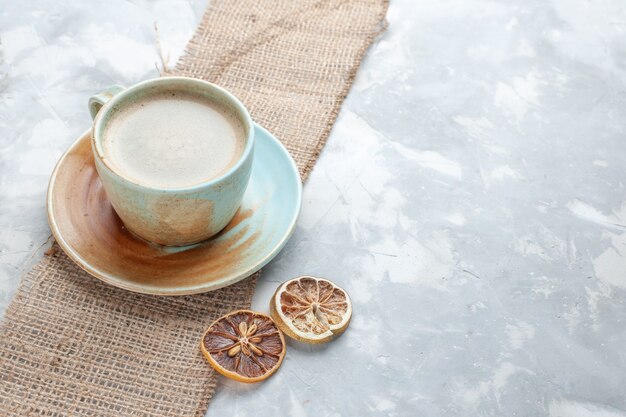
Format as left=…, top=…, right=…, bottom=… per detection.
left=0, top=1, right=387, bottom=415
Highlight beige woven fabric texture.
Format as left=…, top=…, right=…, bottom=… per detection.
left=0, top=0, right=387, bottom=416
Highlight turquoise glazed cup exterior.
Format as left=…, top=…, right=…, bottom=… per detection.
left=89, top=77, right=255, bottom=246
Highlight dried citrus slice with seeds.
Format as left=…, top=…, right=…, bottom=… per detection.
left=270, top=276, right=352, bottom=344
left=201, top=310, right=286, bottom=383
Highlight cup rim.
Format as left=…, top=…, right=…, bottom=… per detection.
left=91, top=76, right=255, bottom=193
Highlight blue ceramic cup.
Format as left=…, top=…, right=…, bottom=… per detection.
left=89, top=77, right=254, bottom=246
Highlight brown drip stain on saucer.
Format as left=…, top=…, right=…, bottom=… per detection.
left=50, top=133, right=264, bottom=292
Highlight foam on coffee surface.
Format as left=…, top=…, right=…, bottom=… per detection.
left=101, top=90, right=246, bottom=189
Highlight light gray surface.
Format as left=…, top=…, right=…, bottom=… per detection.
left=1, top=0, right=626, bottom=415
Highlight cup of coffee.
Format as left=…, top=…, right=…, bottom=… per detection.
left=88, top=77, right=254, bottom=246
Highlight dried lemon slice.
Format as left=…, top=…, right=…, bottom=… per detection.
left=270, top=276, right=352, bottom=344
left=201, top=310, right=286, bottom=383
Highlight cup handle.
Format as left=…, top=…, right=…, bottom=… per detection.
left=88, top=85, right=126, bottom=120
